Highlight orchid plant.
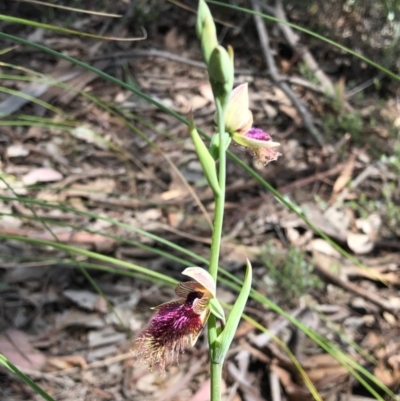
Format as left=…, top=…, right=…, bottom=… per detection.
left=134, top=1, right=281, bottom=399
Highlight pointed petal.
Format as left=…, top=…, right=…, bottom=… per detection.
left=175, top=281, right=205, bottom=298
left=224, top=84, right=253, bottom=134
left=182, top=267, right=216, bottom=297
left=189, top=308, right=210, bottom=346
left=152, top=298, right=184, bottom=310
left=192, top=296, right=211, bottom=315
left=209, top=298, right=226, bottom=324
left=232, top=131, right=280, bottom=149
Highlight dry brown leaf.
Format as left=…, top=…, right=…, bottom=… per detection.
left=167, top=211, right=185, bottom=228
left=301, top=354, right=348, bottom=394
left=304, top=205, right=349, bottom=242
left=159, top=167, right=189, bottom=201
left=307, top=239, right=341, bottom=258
left=189, top=95, right=210, bottom=111
left=136, top=371, right=159, bottom=392
left=374, top=357, right=400, bottom=388
left=0, top=330, right=46, bottom=370
left=70, top=126, right=109, bottom=149
left=198, top=83, right=214, bottom=102
left=347, top=232, right=374, bottom=254
left=88, top=328, right=125, bottom=348
left=278, top=104, right=301, bottom=124
left=174, top=93, right=208, bottom=113
left=55, top=310, right=105, bottom=330
left=355, top=213, right=382, bottom=239
left=69, top=178, right=116, bottom=194
left=272, top=88, right=292, bottom=106
left=332, top=155, right=355, bottom=195
left=270, top=363, right=312, bottom=401
left=190, top=379, right=210, bottom=401
left=6, top=144, right=30, bottom=158
left=164, top=27, right=185, bottom=50
left=46, top=355, right=87, bottom=371
left=63, top=289, right=108, bottom=313
left=22, top=167, right=63, bottom=185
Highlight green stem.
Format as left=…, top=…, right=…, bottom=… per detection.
left=210, top=361, right=223, bottom=401
left=208, top=98, right=227, bottom=401
left=208, top=98, right=226, bottom=280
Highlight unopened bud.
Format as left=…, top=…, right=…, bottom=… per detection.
left=196, top=0, right=218, bottom=65
left=209, top=46, right=234, bottom=107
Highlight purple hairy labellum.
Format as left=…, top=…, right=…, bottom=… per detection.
left=133, top=268, right=216, bottom=372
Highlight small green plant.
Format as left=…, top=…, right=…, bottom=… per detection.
left=298, top=61, right=320, bottom=85
left=261, top=244, right=322, bottom=305
left=322, top=110, right=364, bottom=141
left=383, top=183, right=400, bottom=234
left=381, top=142, right=400, bottom=173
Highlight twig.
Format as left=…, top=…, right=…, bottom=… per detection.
left=227, top=362, right=266, bottom=401
left=270, top=370, right=282, bottom=401
left=272, top=0, right=335, bottom=97
left=250, top=0, right=324, bottom=146
left=314, top=261, right=398, bottom=314
left=164, top=356, right=206, bottom=401
left=345, top=73, right=384, bottom=99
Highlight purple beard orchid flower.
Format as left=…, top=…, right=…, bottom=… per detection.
left=133, top=267, right=216, bottom=372
left=224, top=83, right=281, bottom=167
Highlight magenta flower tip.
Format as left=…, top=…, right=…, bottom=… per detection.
left=245, top=127, right=272, bottom=142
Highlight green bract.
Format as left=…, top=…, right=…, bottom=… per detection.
left=209, top=298, right=226, bottom=324
left=213, top=259, right=252, bottom=363
left=188, top=113, right=220, bottom=196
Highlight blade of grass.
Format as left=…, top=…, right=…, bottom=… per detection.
left=0, top=232, right=177, bottom=286
left=0, top=354, right=56, bottom=401
left=0, top=14, right=146, bottom=41
left=13, top=0, right=122, bottom=17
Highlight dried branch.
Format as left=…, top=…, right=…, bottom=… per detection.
left=251, top=0, right=324, bottom=146
left=273, top=0, right=335, bottom=97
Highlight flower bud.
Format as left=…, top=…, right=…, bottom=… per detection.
left=196, top=0, right=218, bottom=65
left=209, top=45, right=234, bottom=107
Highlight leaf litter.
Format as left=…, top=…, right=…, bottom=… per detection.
left=0, top=2, right=399, bottom=400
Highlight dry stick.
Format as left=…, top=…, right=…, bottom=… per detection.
left=250, top=0, right=324, bottom=146
left=273, top=0, right=383, bottom=106
left=269, top=370, right=282, bottom=401
left=314, top=262, right=398, bottom=314
left=164, top=357, right=207, bottom=401
left=227, top=362, right=266, bottom=401
left=273, top=0, right=335, bottom=97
